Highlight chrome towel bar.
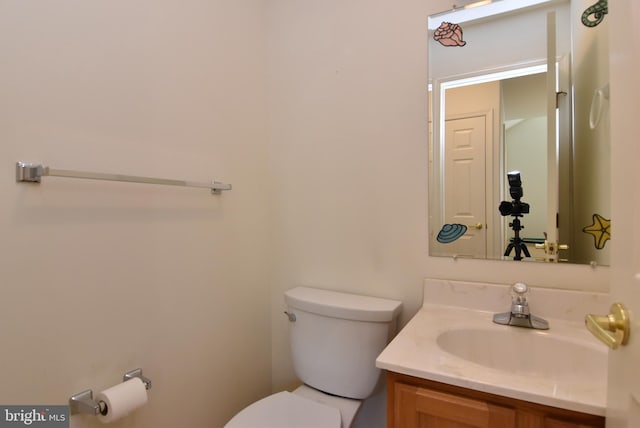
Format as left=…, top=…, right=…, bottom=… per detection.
left=16, top=161, right=231, bottom=194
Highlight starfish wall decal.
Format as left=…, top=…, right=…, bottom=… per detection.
left=582, top=213, right=611, bottom=249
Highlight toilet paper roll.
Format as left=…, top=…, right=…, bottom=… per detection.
left=96, top=377, right=148, bottom=423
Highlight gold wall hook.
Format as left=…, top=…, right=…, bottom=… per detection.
left=585, top=303, right=630, bottom=349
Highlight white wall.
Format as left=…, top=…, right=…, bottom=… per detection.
left=505, top=116, right=548, bottom=240
left=429, top=2, right=571, bottom=81
left=0, top=1, right=272, bottom=427
left=266, top=1, right=608, bottom=427
left=0, top=2, right=611, bottom=428
left=503, top=73, right=548, bottom=242
left=571, top=0, right=611, bottom=264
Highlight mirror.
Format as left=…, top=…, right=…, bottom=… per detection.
left=428, top=0, right=610, bottom=265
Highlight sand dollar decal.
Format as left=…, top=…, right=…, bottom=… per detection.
left=437, top=224, right=468, bottom=244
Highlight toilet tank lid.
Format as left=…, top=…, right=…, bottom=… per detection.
left=284, top=287, right=402, bottom=322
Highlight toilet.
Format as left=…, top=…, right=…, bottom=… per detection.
left=225, top=286, right=402, bottom=428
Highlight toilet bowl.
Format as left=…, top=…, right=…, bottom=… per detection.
left=225, top=385, right=360, bottom=428
left=224, top=287, right=402, bottom=428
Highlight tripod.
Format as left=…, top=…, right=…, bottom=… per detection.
left=504, top=217, right=531, bottom=261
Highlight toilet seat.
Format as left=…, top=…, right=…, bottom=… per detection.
left=224, top=391, right=342, bottom=428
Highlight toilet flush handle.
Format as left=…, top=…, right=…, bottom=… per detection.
left=284, top=311, right=296, bottom=322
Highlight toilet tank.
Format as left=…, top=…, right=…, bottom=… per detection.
left=284, top=287, right=402, bottom=400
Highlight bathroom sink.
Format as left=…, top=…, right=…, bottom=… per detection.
left=436, top=327, right=607, bottom=381
left=376, top=280, right=611, bottom=415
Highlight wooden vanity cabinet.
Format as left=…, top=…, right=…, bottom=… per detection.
left=386, top=372, right=605, bottom=428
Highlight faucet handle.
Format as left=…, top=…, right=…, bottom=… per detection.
left=512, top=282, right=528, bottom=295
left=511, top=283, right=529, bottom=304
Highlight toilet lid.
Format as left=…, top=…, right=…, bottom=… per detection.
left=225, top=391, right=341, bottom=428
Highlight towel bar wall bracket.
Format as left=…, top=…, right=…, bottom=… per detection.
left=16, top=161, right=232, bottom=194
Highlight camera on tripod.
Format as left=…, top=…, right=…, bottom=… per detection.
left=499, top=171, right=531, bottom=260
left=499, top=172, right=530, bottom=217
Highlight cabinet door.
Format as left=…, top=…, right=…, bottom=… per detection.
left=393, top=382, right=516, bottom=428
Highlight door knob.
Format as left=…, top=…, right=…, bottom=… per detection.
left=467, top=223, right=483, bottom=230
left=585, top=303, right=630, bottom=349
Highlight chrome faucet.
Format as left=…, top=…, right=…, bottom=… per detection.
left=493, top=283, right=549, bottom=330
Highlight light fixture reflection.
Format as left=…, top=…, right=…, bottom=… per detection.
left=464, top=1, right=492, bottom=10
left=428, top=0, right=552, bottom=30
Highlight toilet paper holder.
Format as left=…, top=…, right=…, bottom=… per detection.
left=69, top=368, right=152, bottom=415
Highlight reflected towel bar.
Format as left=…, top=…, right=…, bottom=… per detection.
left=16, top=161, right=232, bottom=194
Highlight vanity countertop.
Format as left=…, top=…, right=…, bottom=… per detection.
left=376, top=279, right=609, bottom=416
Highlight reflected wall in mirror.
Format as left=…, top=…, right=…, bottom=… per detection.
left=428, top=0, right=610, bottom=265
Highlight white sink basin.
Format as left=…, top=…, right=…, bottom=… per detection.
left=376, top=295, right=609, bottom=416
left=436, top=327, right=607, bottom=381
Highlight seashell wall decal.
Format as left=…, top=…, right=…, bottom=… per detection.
left=433, top=22, right=467, bottom=47
left=582, top=0, right=608, bottom=28
left=437, top=224, right=468, bottom=243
